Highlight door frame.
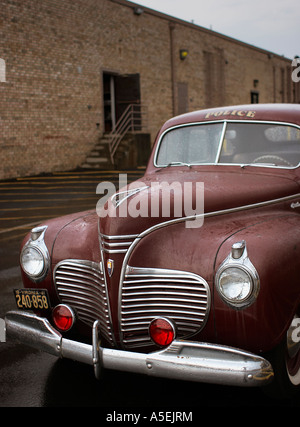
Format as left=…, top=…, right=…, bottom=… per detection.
left=102, top=71, right=141, bottom=133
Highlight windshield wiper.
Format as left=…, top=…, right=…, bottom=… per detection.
left=240, top=163, right=277, bottom=168
left=162, top=161, right=193, bottom=168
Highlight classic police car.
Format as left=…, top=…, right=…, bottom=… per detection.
left=5, top=103, right=300, bottom=398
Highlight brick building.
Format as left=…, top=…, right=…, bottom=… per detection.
left=0, top=0, right=299, bottom=179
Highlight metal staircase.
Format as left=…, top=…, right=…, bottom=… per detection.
left=81, top=104, right=148, bottom=170
left=108, top=103, right=148, bottom=164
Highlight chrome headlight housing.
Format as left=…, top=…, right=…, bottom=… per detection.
left=20, top=226, right=50, bottom=281
left=215, top=241, right=260, bottom=309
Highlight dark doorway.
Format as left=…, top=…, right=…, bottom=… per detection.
left=251, top=91, right=259, bottom=104
left=103, top=73, right=141, bottom=132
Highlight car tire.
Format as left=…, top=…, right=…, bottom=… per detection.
left=263, top=314, right=300, bottom=399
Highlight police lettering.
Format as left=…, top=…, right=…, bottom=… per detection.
left=205, top=109, right=256, bottom=119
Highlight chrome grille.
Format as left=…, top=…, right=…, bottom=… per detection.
left=99, top=233, right=138, bottom=254
left=121, top=266, right=211, bottom=349
left=54, top=259, right=114, bottom=345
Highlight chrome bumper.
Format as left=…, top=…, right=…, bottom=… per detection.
left=5, top=310, right=274, bottom=387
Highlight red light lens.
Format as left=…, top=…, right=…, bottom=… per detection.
left=149, top=318, right=175, bottom=347
left=52, top=304, right=75, bottom=332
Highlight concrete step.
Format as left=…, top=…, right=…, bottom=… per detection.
left=81, top=131, right=143, bottom=170
left=90, top=149, right=106, bottom=156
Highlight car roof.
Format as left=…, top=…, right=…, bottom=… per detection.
left=160, top=104, right=300, bottom=132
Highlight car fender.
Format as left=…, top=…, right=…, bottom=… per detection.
left=213, top=212, right=300, bottom=353
left=20, top=210, right=99, bottom=305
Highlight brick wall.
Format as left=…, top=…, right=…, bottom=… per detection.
left=0, top=0, right=297, bottom=179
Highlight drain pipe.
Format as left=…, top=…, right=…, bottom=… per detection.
left=169, top=22, right=177, bottom=116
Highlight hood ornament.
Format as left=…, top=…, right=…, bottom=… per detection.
left=111, top=186, right=149, bottom=208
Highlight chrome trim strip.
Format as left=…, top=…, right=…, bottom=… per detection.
left=101, top=193, right=300, bottom=263
left=102, top=241, right=132, bottom=247
left=99, top=233, right=138, bottom=254
left=102, top=248, right=128, bottom=254
left=119, top=192, right=300, bottom=303
left=98, top=221, right=116, bottom=345
left=140, top=192, right=300, bottom=240
left=100, top=233, right=139, bottom=240
left=154, top=119, right=300, bottom=169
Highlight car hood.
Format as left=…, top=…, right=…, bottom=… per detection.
left=99, top=167, right=300, bottom=236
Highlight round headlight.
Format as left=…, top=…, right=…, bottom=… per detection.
left=218, top=267, right=253, bottom=304
left=21, top=246, right=45, bottom=278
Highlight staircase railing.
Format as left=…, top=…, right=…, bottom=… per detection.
left=108, top=104, right=148, bottom=164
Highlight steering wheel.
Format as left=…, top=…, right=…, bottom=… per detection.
left=252, top=155, right=292, bottom=167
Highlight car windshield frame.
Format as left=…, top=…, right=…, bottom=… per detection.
left=154, top=120, right=300, bottom=170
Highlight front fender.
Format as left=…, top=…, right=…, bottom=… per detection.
left=51, top=211, right=100, bottom=264
left=214, top=213, right=300, bottom=353
left=20, top=210, right=99, bottom=306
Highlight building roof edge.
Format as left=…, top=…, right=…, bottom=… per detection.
left=111, top=0, right=292, bottom=62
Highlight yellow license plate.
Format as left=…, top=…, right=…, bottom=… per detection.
left=14, top=289, right=50, bottom=311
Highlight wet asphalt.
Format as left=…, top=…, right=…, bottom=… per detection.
left=0, top=169, right=299, bottom=411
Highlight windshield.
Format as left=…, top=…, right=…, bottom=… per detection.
left=155, top=122, right=300, bottom=168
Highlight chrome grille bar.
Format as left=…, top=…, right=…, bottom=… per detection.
left=99, top=233, right=138, bottom=254
left=120, top=266, right=211, bottom=349
left=54, top=259, right=114, bottom=345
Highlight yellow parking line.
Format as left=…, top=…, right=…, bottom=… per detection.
left=0, top=186, right=98, bottom=190
left=0, top=216, right=59, bottom=221
left=4, top=181, right=102, bottom=185
left=0, top=191, right=96, bottom=195
left=0, top=231, right=31, bottom=241
left=51, top=170, right=144, bottom=175
left=0, top=197, right=97, bottom=203
left=15, top=175, right=122, bottom=181
left=0, top=203, right=95, bottom=212
left=0, top=221, right=41, bottom=234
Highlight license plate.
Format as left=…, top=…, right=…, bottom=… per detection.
left=14, top=289, right=51, bottom=311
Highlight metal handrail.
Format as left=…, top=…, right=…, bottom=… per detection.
left=108, top=104, right=148, bottom=164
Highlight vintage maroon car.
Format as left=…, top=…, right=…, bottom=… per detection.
left=5, top=103, right=300, bottom=398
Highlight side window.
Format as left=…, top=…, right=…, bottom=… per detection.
left=264, top=126, right=300, bottom=143
left=264, top=125, right=300, bottom=166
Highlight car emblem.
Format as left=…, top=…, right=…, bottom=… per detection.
left=107, top=259, right=114, bottom=277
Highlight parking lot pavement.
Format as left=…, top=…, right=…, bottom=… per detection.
left=0, top=168, right=145, bottom=245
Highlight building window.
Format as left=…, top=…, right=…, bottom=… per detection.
left=251, top=91, right=259, bottom=104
